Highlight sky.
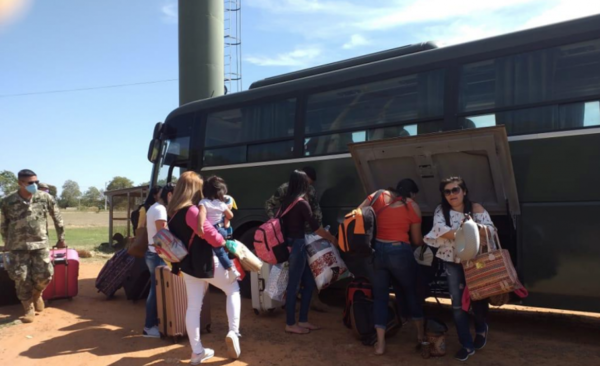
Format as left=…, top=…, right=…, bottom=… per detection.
left=1, top=0, right=599, bottom=195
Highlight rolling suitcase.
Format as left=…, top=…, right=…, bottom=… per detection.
left=95, top=249, right=135, bottom=298
left=155, top=265, right=211, bottom=343
left=251, top=263, right=283, bottom=314
left=43, top=246, right=80, bottom=301
left=0, top=252, right=20, bottom=307
left=123, top=256, right=151, bottom=302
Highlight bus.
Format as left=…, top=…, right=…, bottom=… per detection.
left=148, top=14, right=600, bottom=312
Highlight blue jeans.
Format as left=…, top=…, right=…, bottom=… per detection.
left=145, top=251, right=165, bottom=329
left=372, top=241, right=423, bottom=329
left=285, top=237, right=316, bottom=326
left=445, top=262, right=489, bottom=350
left=213, top=226, right=233, bottom=270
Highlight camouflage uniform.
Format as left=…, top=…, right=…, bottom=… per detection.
left=1, top=190, right=64, bottom=301
left=265, top=183, right=322, bottom=233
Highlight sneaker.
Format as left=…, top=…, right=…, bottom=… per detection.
left=142, top=326, right=161, bottom=338
left=474, top=325, right=489, bottom=350
left=225, top=330, right=241, bottom=359
left=454, top=348, right=475, bottom=362
left=190, top=348, right=214, bottom=365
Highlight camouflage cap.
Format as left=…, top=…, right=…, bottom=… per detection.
left=38, top=182, right=49, bottom=189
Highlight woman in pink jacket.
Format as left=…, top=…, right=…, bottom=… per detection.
left=167, top=171, right=241, bottom=365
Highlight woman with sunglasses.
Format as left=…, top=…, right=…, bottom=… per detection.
left=424, top=177, right=496, bottom=362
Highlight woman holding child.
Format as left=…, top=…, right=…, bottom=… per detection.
left=167, top=171, right=241, bottom=364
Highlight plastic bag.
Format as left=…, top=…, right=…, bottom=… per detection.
left=265, top=262, right=289, bottom=302
left=305, top=232, right=352, bottom=291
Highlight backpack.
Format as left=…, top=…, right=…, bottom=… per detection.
left=254, top=198, right=302, bottom=265
left=130, top=204, right=143, bottom=231
left=349, top=291, right=401, bottom=346
left=343, top=277, right=373, bottom=328
left=338, top=190, right=386, bottom=257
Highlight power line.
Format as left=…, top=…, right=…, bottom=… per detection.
left=0, top=79, right=179, bottom=98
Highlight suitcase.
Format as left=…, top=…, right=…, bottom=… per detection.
left=155, top=266, right=211, bottom=343
left=43, top=247, right=80, bottom=301
left=0, top=252, right=20, bottom=307
left=123, top=256, right=151, bottom=302
left=251, top=263, right=283, bottom=314
left=95, top=249, right=135, bottom=298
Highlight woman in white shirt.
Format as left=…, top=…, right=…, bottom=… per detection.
left=142, top=185, right=174, bottom=338
left=424, top=177, right=495, bottom=362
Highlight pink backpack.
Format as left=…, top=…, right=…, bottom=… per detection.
left=254, top=198, right=303, bottom=264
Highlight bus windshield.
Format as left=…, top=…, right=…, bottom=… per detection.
left=156, top=136, right=190, bottom=185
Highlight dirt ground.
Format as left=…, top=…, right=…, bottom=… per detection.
left=1, top=261, right=599, bottom=366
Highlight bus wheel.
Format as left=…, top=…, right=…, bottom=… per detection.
left=238, top=227, right=257, bottom=299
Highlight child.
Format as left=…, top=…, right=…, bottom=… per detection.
left=197, top=176, right=241, bottom=283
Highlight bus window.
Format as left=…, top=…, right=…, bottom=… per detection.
left=205, top=99, right=296, bottom=147
left=460, top=39, right=600, bottom=113
left=248, top=140, right=294, bottom=162
left=460, top=100, right=600, bottom=135
left=204, top=146, right=246, bottom=166
left=304, top=131, right=366, bottom=156
left=368, top=121, right=444, bottom=140
left=305, top=69, right=444, bottom=134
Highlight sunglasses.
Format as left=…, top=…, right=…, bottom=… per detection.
left=443, top=187, right=462, bottom=196
left=22, top=180, right=40, bottom=186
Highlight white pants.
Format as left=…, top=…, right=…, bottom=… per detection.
left=182, top=255, right=241, bottom=354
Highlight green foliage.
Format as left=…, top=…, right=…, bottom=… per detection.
left=107, top=176, right=134, bottom=191
left=82, top=186, right=104, bottom=208
left=0, top=170, right=18, bottom=198
left=59, top=179, right=82, bottom=208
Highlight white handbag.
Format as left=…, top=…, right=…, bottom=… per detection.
left=455, top=216, right=481, bottom=262
left=414, top=245, right=434, bottom=266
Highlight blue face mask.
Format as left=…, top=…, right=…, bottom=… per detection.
left=26, top=183, right=38, bottom=194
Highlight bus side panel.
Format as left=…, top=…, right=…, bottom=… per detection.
left=519, top=202, right=600, bottom=312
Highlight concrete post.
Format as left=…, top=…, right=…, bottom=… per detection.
left=179, top=0, right=224, bottom=106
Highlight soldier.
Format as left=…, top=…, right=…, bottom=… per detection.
left=38, top=183, right=50, bottom=193
left=0, top=169, right=65, bottom=323
left=264, top=166, right=330, bottom=312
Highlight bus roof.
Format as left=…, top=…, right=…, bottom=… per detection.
left=165, top=13, right=600, bottom=123
left=248, top=42, right=437, bottom=89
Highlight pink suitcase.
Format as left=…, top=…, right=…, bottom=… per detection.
left=43, top=247, right=79, bottom=301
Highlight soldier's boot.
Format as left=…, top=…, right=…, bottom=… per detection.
left=32, top=290, right=45, bottom=313
left=21, top=300, right=35, bottom=323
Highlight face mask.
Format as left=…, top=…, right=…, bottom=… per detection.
left=26, top=183, right=38, bottom=194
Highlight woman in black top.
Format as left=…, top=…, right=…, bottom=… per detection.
left=281, top=170, right=337, bottom=334
left=167, top=171, right=241, bottom=364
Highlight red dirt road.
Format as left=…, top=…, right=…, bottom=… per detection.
left=1, top=261, right=599, bottom=366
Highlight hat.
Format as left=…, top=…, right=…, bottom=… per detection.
left=38, top=182, right=49, bottom=189
left=454, top=217, right=480, bottom=262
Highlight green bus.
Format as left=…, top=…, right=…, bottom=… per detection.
left=148, top=14, right=600, bottom=312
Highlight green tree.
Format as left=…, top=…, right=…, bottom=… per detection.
left=0, top=170, right=18, bottom=198
left=107, top=176, right=134, bottom=191
left=82, top=186, right=103, bottom=208
left=59, top=180, right=82, bottom=208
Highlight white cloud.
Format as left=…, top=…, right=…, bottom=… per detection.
left=246, top=47, right=322, bottom=67
left=523, top=1, right=600, bottom=28
left=343, top=34, right=368, bottom=49
left=161, top=1, right=177, bottom=24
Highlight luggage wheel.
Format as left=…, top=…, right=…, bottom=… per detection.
left=205, top=324, right=211, bottom=333
left=253, top=309, right=259, bottom=315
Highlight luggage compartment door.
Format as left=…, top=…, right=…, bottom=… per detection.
left=348, top=126, right=520, bottom=217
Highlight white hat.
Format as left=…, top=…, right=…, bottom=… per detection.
left=455, top=217, right=480, bottom=261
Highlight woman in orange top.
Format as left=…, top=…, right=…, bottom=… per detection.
left=358, top=178, right=425, bottom=355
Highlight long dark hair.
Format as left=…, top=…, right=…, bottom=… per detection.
left=439, top=176, right=472, bottom=227
left=160, top=184, right=175, bottom=206
left=203, top=176, right=227, bottom=202
left=387, top=178, right=419, bottom=207
left=143, top=186, right=162, bottom=210
left=281, top=170, right=310, bottom=212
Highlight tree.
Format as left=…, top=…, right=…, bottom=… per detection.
left=107, top=176, right=134, bottom=191
left=82, top=187, right=103, bottom=208
left=59, top=180, right=82, bottom=208
left=0, top=170, right=18, bottom=198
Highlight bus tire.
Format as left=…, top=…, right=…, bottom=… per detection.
left=237, top=227, right=257, bottom=299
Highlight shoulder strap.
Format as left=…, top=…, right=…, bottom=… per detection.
left=276, top=198, right=303, bottom=218
left=368, top=190, right=384, bottom=207
left=371, top=190, right=402, bottom=215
